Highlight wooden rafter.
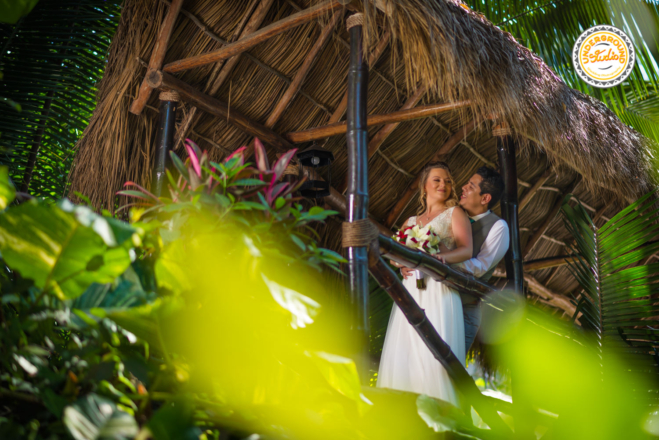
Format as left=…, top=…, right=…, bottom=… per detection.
left=174, top=0, right=274, bottom=149
left=384, top=119, right=477, bottom=228
left=494, top=270, right=577, bottom=317
left=367, top=87, right=427, bottom=159
left=265, top=10, right=342, bottom=129
left=286, top=101, right=471, bottom=143
left=523, top=255, right=578, bottom=272
left=163, top=0, right=349, bottom=73
left=146, top=70, right=292, bottom=152
left=522, top=178, right=580, bottom=257
left=519, top=169, right=552, bottom=211
left=129, top=0, right=183, bottom=115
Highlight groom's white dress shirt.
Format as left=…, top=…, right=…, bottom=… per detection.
left=454, top=210, right=509, bottom=277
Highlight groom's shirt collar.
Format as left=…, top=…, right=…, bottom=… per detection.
left=469, top=210, right=491, bottom=222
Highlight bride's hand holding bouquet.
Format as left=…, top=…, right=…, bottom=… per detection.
left=391, top=224, right=441, bottom=289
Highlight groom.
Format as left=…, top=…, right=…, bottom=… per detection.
left=436, top=166, right=509, bottom=352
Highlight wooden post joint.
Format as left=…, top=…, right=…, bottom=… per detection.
left=492, top=121, right=512, bottom=137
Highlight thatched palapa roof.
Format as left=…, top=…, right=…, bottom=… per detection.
left=69, top=0, right=657, bottom=310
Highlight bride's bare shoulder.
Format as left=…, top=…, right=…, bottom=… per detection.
left=450, top=206, right=469, bottom=222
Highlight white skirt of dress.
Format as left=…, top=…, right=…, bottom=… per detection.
left=376, top=273, right=466, bottom=407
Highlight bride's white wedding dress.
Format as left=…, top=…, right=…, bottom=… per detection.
left=377, top=207, right=466, bottom=406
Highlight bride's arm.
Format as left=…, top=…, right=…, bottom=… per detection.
left=390, top=219, right=414, bottom=279
left=435, top=207, right=473, bottom=264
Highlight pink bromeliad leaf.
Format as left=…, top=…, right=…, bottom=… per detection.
left=225, top=146, right=246, bottom=166
left=254, top=138, right=269, bottom=173
left=185, top=141, right=201, bottom=177
left=272, top=148, right=297, bottom=181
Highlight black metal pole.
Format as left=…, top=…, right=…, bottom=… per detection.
left=495, top=124, right=524, bottom=294
left=346, top=13, right=369, bottom=368
left=154, top=91, right=179, bottom=197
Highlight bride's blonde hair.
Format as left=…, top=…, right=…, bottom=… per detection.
left=416, top=161, right=459, bottom=217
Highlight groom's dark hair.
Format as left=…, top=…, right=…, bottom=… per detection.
left=475, top=166, right=504, bottom=209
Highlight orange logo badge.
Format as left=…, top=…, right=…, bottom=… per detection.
left=572, top=25, right=635, bottom=88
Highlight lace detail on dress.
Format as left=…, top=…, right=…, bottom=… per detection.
left=406, top=207, right=456, bottom=251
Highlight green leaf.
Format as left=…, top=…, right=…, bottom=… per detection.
left=416, top=394, right=458, bottom=433
left=309, top=206, right=325, bottom=216
left=306, top=351, right=372, bottom=415
left=275, top=197, right=286, bottom=210
left=290, top=234, right=306, bottom=251
left=0, top=0, right=41, bottom=24
left=63, top=393, right=138, bottom=440
left=0, top=200, right=131, bottom=300
left=148, top=398, right=201, bottom=440
left=0, top=166, right=16, bottom=209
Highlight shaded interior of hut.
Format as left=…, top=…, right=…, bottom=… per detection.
left=65, top=0, right=658, bottom=430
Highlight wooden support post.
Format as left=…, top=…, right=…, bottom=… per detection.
left=163, top=0, right=349, bottom=73
left=495, top=123, right=524, bottom=294
left=345, top=13, right=369, bottom=369
left=153, top=91, right=179, bottom=196
left=384, top=119, right=476, bottom=228
left=285, top=101, right=470, bottom=143
left=146, top=70, right=292, bottom=152
left=519, top=169, right=552, bottom=212
left=523, top=178, right=580, bottom=257
left=329, top=29, right=390, bottom=124
left=130, top=0, right=183, bottom=115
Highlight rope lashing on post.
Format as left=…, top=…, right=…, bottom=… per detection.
left=342, top=218, right=379, bottom=247
left=346, top=13, right=365, bottom=30
left=159, top=90, right=180, bottom=102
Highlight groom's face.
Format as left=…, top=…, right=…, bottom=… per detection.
left=460, top=174, right=490, bottom=214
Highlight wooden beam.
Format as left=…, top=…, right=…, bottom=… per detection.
left=493, top=270, right=577, bottom=317
left=146, top=70, right=292, bottom=152
left=519, top=169, right=552, bottom=211
left=523, top=255, right=579, bottom=272
left=163, top=0, right=349, bottom=73
left=329, top=29, right=391, bottom=124
left=522, top=178, right=580, bottom=257
left=265, top=10, right=342, bottom=128
left=384, top=119, right=477, bottom=228
left=129, top=0, right=183, bottom=115
left=286, top=101, right=471, bottom=143
left=173, top=0, right=275, bottom=148
left=367, top=87, right=426, bottom=159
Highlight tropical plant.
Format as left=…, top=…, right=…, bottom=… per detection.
left=118, top=138, right=345, bottom=273
left=561, top=191, right=659, bottom=402
left=0, top=0, right=121, bottom=199
left=467, top=0, right=659, bottom=143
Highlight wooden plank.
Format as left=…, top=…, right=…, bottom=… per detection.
left=265, top=10, right=342, bottom=128
left=163, top=0, right=349, bottom=73
left=519, top=169, right=552, bottom=211
left=329, top=29, right=391, bottom=124
left=383, top=119, right=477, bottom=228
left=522, top=178, right=580, bottom=257
left=286, top=101, right=471, bottom=143
left=146, top=70, right=292, bottom=152
left=129, top=0, right=184, bottom=115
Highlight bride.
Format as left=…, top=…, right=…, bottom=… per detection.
left=377, top=161, right=473, bottom=406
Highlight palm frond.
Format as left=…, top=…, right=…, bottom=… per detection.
left=561, top=192, right=659, bottom=404
left=0, top=0, right=120, bottom=199
left=468, top=0, right=659, bottom=142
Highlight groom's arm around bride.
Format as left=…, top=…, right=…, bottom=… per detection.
left=435, top=167, right=509, bottom=352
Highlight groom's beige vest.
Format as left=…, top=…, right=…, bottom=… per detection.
left=462, top=211, right=501, bottom=305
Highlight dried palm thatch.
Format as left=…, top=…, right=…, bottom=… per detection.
left=69, top=0, right=657, bottom=300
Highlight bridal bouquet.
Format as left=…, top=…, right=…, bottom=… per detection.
left=392, top=224, right=441, bottom=289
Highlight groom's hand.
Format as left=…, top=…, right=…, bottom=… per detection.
left=401, top=267, right=414, bottom=279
